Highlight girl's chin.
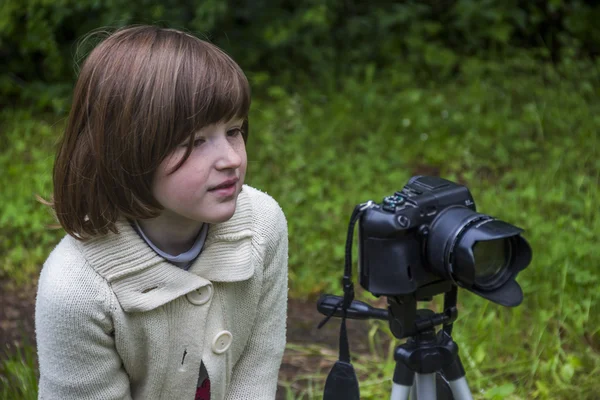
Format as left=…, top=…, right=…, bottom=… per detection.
left=201, top=205, right=237, bottom=224
left=208, top=213, right=236, bottom=224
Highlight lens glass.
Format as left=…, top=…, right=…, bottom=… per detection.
left=473, top=239, right=511, bottom=287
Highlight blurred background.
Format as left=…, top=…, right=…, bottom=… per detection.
left=0, top=1, right=599, bottom=399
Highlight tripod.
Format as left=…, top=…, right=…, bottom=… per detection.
left=318, top=283, right=474, bottom=400
left=390, top=309, right=473, bottom=400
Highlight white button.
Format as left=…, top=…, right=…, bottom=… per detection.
left=212, top=331, right=232, bottom=354
left=186, top=285, right=212, bottom=305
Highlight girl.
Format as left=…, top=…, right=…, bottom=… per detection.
left=35, top=25, right=288, bottom=400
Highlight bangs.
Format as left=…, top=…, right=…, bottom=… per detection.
left=174, top=36, right=251, bottom=145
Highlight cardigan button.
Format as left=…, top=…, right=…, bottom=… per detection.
left=212, top=331, right=232, bottom=354
left=186, top=285, right=213, bottom=306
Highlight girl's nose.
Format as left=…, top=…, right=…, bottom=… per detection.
left=215, top=141, right=242, bottom=170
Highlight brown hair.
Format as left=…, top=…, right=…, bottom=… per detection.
left=46, top=25, right=251, bottom=240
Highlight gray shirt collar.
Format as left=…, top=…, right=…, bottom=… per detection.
left=132, top=220, right=209, bottom=270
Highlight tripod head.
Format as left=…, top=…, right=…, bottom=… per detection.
left=318, top=284, right=469, bottom=400
left=318, top=284, right=473, bottom=400
left=317, top=281, right=459, bottom=340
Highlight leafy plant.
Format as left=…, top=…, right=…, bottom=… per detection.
left=3, top=0, right=600, bottom=112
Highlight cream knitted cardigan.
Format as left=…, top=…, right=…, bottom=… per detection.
left=35, top=185, right=288, bottom=400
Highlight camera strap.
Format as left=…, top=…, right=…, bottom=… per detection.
left=318, top=203, right=370, bottom=400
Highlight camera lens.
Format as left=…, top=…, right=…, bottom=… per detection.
left=426, top=206, right=531, bottom=306
left=473, top=238, right=511, bottom=288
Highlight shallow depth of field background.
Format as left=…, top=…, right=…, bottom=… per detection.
left=1, top=1, right=599, bottom=399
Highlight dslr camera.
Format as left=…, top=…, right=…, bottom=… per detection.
left=358, top=175, right=531, bottom=306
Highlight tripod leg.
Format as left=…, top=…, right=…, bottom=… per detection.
left=390, top=360, right=413, bottom=400
left=415, top=373, right=436, bottom=400
left=391, top=383, right=412, bottom=400
left=447, top=378, right=472, bottom=400
left=442, top=357, right=473, bottom=400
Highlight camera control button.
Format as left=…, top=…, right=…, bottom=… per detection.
left=397, top=215, right=411, bottom=228
left=382, top=196, right=397, bottom=212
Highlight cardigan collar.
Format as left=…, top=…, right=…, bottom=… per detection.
left=76, top=187, right=255, bottom=312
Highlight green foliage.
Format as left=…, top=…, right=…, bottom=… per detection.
left=0, top=109, right=64, bottom=283
left=0, top=343, right=38, bottom=400
left=3, top=1, right=600, bottom=111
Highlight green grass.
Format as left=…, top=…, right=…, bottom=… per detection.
left=0, top=345, right=38, bottom=400
left=1, top=54, right=599, bottom=399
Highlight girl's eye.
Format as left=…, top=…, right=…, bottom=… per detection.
left=192, top=138, right=206, bottom=147
left=227, top=128, right=243, bottom=137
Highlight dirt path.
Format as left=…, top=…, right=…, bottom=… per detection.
left=1, top=279, right=390, bottom=398
left=0, top=279, right=38, bottom=354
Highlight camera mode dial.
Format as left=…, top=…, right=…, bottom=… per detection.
left=382, top=194, right=405, bottom=212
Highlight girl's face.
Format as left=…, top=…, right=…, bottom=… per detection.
left=152, top=118, right=247, bottom=225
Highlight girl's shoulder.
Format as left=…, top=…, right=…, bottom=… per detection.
left=37, top=235, right=114, bottom=317
left=243, top=185, right=286, bottom=219
left=242, top=185, right=287, bottom=236
left=40, top=235, right=101, bottom=282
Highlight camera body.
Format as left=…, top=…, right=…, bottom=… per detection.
left=358, top=176, right=476, bottom=297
